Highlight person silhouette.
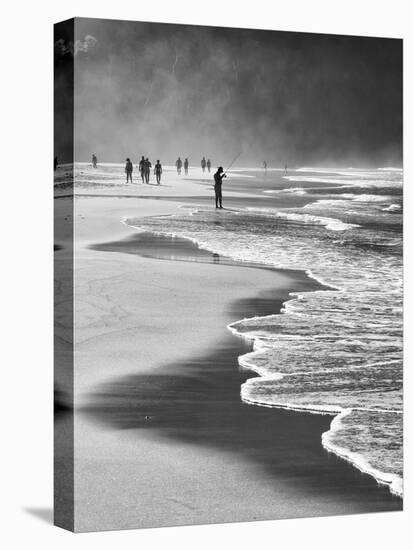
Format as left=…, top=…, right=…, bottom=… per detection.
left=144, top=158, right=152, bottom=184
left=154, top=160, right=162, bottom=184
left=284, top=163, right=288, bottom=175
left=92, top=153, right=97, bottom=168
left=213, top=166, right=226, bottom=209
left=139, top=156, right=145, bottom=183
left=207, top=159, right=211, bottom=172
left=125, top=158, right=133, bottom=183
left=176, top=157, right=182, bottom=175
left=201, top=157, right=206, bottom=172
left=263, top=160, right=267, bottom=175
left=184, top=158, right=189, bottom=175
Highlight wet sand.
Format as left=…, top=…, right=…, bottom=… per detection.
left=72, top=217, right=401, bottom=531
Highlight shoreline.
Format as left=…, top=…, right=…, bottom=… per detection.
left=322, top=411, right=403, bottom=498
left=91, top=227, right=403, bottom=500
left=68, top=165, right=402, bottom=530
left=117, top=186, right=402, bottom=499
left=77, top=225, right=401, bottom=531
left=73, top=196, right=348, bottom=531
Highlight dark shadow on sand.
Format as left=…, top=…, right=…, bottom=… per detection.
left=90, top=231, right=316, bottom=278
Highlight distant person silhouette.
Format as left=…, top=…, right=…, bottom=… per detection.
left=284, top=163, right=288, bottom=175
left=184, top=158, right=189, bottom=175
left=54, top=156, right=58, bottom=171
left=125, top=158, right=133, bottom=183
left=176, top=157, right=182, bottom=175
left=154, top=160, right=162, bottom=184
left=201, top=157, right=206, bottom=172
left=263, top=160, right=267, bottom=175
left=144, top=158, right=152, bottom=184
left=214, top=166, right=226, bottom=209
left=139, top=156, right=145, bottom=183
left=207, top=159, right=211, bottom=172
left=92, top=153, right=97, bottom=168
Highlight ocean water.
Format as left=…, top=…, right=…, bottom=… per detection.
left=125, top=166, right=403, bottom=497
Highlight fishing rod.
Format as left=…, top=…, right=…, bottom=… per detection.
left=222, top=151, right=242, bottom=176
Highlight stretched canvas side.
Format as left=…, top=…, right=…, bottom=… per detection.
left=54, top=18, right=75, bottom=532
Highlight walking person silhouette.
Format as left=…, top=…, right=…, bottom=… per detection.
left=125, top=158, right=133, bottom=183
left=176, top=157, right=182, bottom=175
left=144, top=158, right=152, bottom=184
left=139, top=156, right=145, bottom=183
left=154, top=160, right=162, bottom=184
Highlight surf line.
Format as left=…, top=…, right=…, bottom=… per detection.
left=228, top=323, right=403, bottom=498
left=122, top=215, right=402, bottom=499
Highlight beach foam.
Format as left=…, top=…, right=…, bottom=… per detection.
left=322, top=410, right=403, bottom=497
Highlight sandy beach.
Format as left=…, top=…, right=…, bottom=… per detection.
left=54, top=166, right=401, bottom=532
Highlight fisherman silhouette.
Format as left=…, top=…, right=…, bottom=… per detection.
left=201, top=157, right=206, bottom=172
left=284, top=163, right=288, bottom=175
left=184, top=158, right=189, bottom=175
left=207, top=159, right=211, bottom=172
left=125, top=158, right=133, bottom=183
left=144, top=158, right=152, bottom=184
left=176, top=157, right=182, bottom=175
left=263, top=160, right=267, bottom=175
left=139, top=156, right=145, bottom=183
left=214, top=166, right=226, bottom=209
left=154, top=160, right=162, bottom=184
left=92, top=153, right=97, bottom=168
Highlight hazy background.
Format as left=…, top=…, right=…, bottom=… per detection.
left=55, top=18, right=402, bottom=167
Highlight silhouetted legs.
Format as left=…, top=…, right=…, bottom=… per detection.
left=215, top=189, right=222, bottom=208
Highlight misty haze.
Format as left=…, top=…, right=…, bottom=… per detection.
left=55, top=18, right=402, bottom=167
